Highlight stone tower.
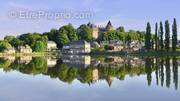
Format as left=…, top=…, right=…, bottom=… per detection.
left=87, top=22, right=99, bottom=39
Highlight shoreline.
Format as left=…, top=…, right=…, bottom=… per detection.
left=1, top=51, right=180, bottom=57
left=0, top=52, right=57, bottom=57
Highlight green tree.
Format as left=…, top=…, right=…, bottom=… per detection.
left=145, top=22, right=152, bottom=51
left=165, top=20, right=170, bottom=51
left=32, top=41, right=47, bottom=52
left=117, top=26, right=125, bottom=32
left=10, top=38, right=24, bottom=48
left=0, top=40, right=12, bottom=52
left=4, top=36, right=14, bottom=43
left=172, top=18, right=178, bottom=51
left=61, top=24, right=78, bottom=41
left=56, top=28, right=70, bottom=48
left=159, top=22, right=164, bottom=50
left=19, top=33, right=48, bottom=49
left=155, top=23, right=159, bottom=51
left=77, top=24, right=93, bottom=41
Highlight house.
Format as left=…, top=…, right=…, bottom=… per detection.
left=47, top=41, right=57, bottom=51
left=125, top=41, right=144, bottom=51
left=104, top=40, right=124, bottom=52
left=90, top=41, right=100, bottom=49
left=18, top=45, right=32, bottom=54
left=3, top=47, right=16, bottom=54
left=62, top=40, right=91, bottom=54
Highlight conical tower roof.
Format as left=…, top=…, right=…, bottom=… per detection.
left=106, top=21, right=113, bottom=31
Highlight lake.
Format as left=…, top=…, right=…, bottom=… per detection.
left=0, top=55, right=180, bottom=101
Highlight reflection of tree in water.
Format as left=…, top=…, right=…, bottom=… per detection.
left=173, top=57, right=178, bottom=90
left=145, top=57, right=179, bottom=90
left=0, top=56, right=179, bottom=90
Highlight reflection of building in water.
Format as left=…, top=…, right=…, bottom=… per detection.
left=106, top=76, right=114, bottom=87
left=92, top=68, right=99, bottom=83
left=101, top=56, right=125, bottom=68
left=3, top=56, right=16, bottom=62
left=125, top=57, right=145, bottom=67
left=47, top=57, right=57, bottom=68
left=99, top=56, right=145, bottom=68
left=18, top=56, right=32, bottom=64
left=61, top=55, right=91, bottom=68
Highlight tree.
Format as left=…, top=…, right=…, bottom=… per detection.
left=4, top=36, right=14, bottom=43
left=165, top=20, right=170, bottom=51
left=19, top=33, right=48, bottom=49
left=10, top=38, right=24, bottom=48
left=61, top=24, right=78, bottom=41
left=159, top=22, right=164, bottom=50
left=125, top=34, right=131, bottom=43
left=145, top=22, right=152, bottom=51
left=117, top=26, right=125, bottom=32
left=155, top=23, right=158, bottom=51
left=0, top=41, right=12, bottom=52
left=56, top=28, right=70, bottom=48
left=172, top=18, right=178, bottom=51
left=77, top=24, right=93, bottom=41
left=32, top=41, right=47, bottom=52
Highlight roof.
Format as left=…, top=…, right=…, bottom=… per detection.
left=106, top=21, right=113, bottom=30
left=64, top=40, right=89, bottom=46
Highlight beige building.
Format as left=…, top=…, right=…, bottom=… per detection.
left=87, top=21, right=113, bottom=39
left=63, top=40, right=91, bottom=54
left=47, top=41, right=57, bottom=51
left=92, top=68, right=99, bottom=82
left=3, top=47, right=16, bottom=54
left=18, top=45, right=32, bottom=54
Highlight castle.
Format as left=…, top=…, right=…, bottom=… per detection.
left=87, top=21, right=114, bottom=39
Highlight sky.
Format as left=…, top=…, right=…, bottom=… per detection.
left=0, top=0, right=180, bottom=39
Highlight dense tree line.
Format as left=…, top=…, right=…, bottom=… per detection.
left=0, top=23, right=146, bottom=52
left=145, top=18, right=178, bottom=52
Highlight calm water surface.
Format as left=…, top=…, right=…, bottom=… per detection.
left=0, top=56, right=180, bottom=101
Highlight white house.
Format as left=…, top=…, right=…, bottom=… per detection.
left=47, top=41, right=57, bottom=51
left=62, top=40, right=91, bottom=54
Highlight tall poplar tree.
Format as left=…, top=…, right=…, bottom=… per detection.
left=165, top=20, right=170, bottom=51
left=145, top=22, right=152, bottom=51
left=172, top=18, right=178, bottom=51
left=155, top=23, right=158, bottom=51
left=159, top=22, right=164, bottom=50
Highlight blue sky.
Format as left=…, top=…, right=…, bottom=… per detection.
left=0, top=0, right=180, bottom=39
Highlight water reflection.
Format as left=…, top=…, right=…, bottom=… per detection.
left=0, top=55, right=179, bottom=90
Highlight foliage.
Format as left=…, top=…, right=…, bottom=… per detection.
left=145, top=22, right=152, bottom=51
left=165, top=20, right=170, bottom=51
left=77, top=24, right=93, bottom=41
left=32, top=41, right=47, bottom=52
left=0, top=40, right=12, bottom=52
left=159, top=22, right=164, bottom=50
left=172, top=18, right=178, bottom=51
